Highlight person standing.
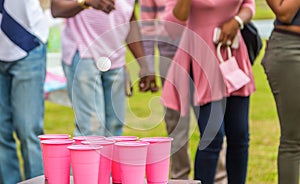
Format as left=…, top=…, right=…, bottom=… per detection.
left=138, top=0, right=191, bottom=179
left=161, top=0, right=256, bottom=183
left=0, top=0, right=49, bottom=183
left=51, top=0, right=157, bottom=137
left=262, top=1, right=300, bottom=183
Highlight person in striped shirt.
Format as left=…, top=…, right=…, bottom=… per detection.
left=51, top=0, right=157, bottom=137
left=139, top=0, right=191, bottom=179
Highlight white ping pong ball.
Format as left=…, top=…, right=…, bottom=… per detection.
left=96, top=57, right=111, bottom=72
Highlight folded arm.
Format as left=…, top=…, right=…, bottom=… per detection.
left=267, top=0, right=300, bottom=24
left=51, top=0, right=115, bottom=18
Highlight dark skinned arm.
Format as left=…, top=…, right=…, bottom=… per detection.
left=126, top=13, right=158, bottom=92
left=50, top=0, right=115, bottom=18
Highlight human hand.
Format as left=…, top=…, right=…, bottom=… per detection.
left=148, top=75, right=159, bottom=92
left=139, top=75, right=159, bottom=93
left=86, top=0, right=115, bottom=13
left=139, top=65, right=158, bottom=92
left=124, top=66, right=133, bottom=97
left=219, top=19, right=240, bottom=47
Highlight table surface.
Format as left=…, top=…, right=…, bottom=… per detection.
left=18, top=175, right=201, bottom=184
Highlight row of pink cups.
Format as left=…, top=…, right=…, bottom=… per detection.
left=38, top=134, right=173, bottom=184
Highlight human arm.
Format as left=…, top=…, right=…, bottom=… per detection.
left=126, top=13, right=158, bottom=92
left=172, top=0, right=192, bottom=21
left=266, top=0, right=300, bottom=24
left=161, top=0, right=187, bottom=40
left=217, top=0, right=255, bottom=46
left=50, top=0, right=115, bottom=18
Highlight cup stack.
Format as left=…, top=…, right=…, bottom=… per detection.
left=108, top=136, right=139, bottom=184
left=38, top=134, right=71, bottom=181
left=141, top=137, right=174, bottom=184
left=82, top=139, right=115, bottom=184
left=40, top=139, right=74, bottom=184
left=38, top=134, right=173, bottom=184
left=68, top=144, right=102, bottom=184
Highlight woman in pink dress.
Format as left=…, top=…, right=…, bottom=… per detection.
left=161, top=0, right=256, bottom=183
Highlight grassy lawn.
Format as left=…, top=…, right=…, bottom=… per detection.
left=41, top=1, right=284, bottom=183
left=254, top=0, right=275, bottom=20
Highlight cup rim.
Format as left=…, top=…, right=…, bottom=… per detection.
left=108, top=136, right=139, bottom=142
left=81, top=139, right=115, bottom=146
left=140, top=137, right=174, bottom=143
left=73, top=135, right=106, bottom=141
left=115, top=141, right=149, bottom=147
left=67, top=144, right=103, bottom=150
left=40, top=139, right=74, bottom=145
left=38, top=134, right=70, bottom=139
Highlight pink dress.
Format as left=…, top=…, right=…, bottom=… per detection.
left=161, top=0, right=256, bottom=116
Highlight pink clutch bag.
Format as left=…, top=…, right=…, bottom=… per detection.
left=217, top=43, right=250, bottom=93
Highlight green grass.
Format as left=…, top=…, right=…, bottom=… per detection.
left=41, top=1, right=283, bottom=183
left=254, top=0, right=275, bottom=20
left=47, top=24, right=62, bottom=53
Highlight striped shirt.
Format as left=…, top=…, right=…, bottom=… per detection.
left=139, top=0, right=168, bottom=39
left=139, top=0, right=179, bottom=63
left=61, top=0, right=135, bottom=69
left=0, top=0, right=49, bottom=61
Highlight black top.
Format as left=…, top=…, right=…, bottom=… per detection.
left=275, top=10, right=300, bottom=26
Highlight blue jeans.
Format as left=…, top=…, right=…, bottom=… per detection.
left=194, top=96, right=249, bottom=184
left=0, top=44, right=46, bottom=184
left=62, top=52, right=125, bottom=137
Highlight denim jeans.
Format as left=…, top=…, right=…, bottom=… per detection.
left=194, top=96, right=249, bottom=184
left=62, top=52, right=125, bottom=137
left=0, top=44, right=46, bottom=184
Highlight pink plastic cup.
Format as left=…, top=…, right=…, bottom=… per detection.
left=38, top=134, right=71, bottom=180
left=81, top=139, right=115, bottom=184
left=40, top=139, right=74, bottom=184
left=108, top=136, right=138, bottom=183
left=68, top=144, right=102, bottom=184
left=140, top=137, right=173, bottom=184
left=114, top=141, right=149, bottom=184
left=73, top=135, right=106, bottom=145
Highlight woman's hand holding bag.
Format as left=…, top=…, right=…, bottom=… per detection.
left=217, top=43, right=250, bottom=93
